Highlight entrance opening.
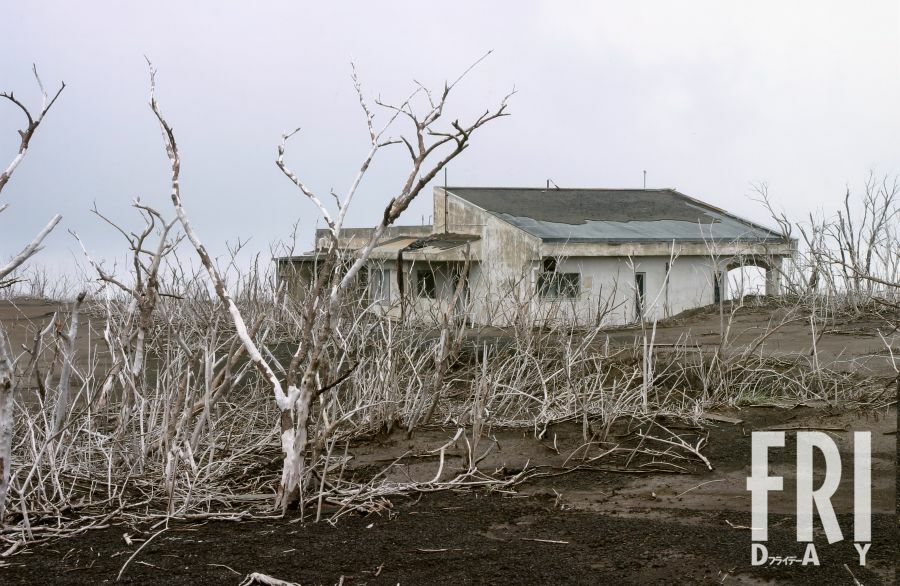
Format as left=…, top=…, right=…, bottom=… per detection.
left=724, top=265, right=766, bottom=301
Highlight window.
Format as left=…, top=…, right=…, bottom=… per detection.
left=416, top=269, right=436, bottom=299
left=538, top=257, right=579, bottom=298
left=372, top=269, right=391, bottom=304
left=634, top=272, right=646, bottom=319
left=538, top=272, right=580, bottom=298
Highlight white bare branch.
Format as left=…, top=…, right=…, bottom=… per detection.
left=0, top=66, right=65, bottom=197
left=0, top=213, right=61, bottom=283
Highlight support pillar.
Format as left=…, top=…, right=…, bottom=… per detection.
left=765, top=257, right=783, bottom=296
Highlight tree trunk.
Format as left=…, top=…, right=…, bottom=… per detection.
left=0, top=326, right=16, bottom=523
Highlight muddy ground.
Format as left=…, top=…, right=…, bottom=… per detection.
left=0, top=298, right=897, bottom=584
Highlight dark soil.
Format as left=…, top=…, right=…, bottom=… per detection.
left=1, top=406, right=895, bottom=585
left=0, top=490, right=895, bottom=585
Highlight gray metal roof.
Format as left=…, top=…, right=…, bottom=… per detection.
left=445, top=187, right=787, bottom=243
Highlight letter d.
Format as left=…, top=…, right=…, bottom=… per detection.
left=751, top=543, right=768, bottom=566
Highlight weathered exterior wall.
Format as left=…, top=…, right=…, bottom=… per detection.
left=435, top=188, right=486, bottom=236
left=513, top=255, right=718, bottom=327
left=361, top=254, right=721, bottom=327
left=472, top=214, right=539, bottom=324
left=434, top=187, right=545, bottom=324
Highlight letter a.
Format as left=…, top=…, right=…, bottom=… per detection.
left=802, top=543, right=820, bottom=566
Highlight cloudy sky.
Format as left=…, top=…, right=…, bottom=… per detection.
left=2, top=1, right=898, bottom=277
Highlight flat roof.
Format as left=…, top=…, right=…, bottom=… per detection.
left=444, top=187, right=788, bottom=243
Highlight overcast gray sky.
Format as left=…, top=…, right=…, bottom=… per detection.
left=2, top=1, right=898, bottom=276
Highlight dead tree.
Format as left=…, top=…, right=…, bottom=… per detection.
left=149, top=55, right=512, bottom=510
left=755, top=175, right=899, bottom=305
left=73, top=202, right=181, bottom=414
left=827, top=174, right=899, bottom=297
left=0, top=67, right=64, bottom=522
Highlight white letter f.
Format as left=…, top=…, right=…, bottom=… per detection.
left=747, top=431, right=785, bottom=541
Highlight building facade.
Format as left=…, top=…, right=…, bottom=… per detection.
left=277, top=187, right=797, bottom=326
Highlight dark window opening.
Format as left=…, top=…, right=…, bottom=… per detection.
left=416, top=269, right=436, bottom=299
left=635, top=272, right=646, bottom=319
left=539, top=272, right=580, bottom=298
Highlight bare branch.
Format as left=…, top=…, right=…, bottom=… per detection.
left=275, top=129, right=337, bottom=232
left=0, top=66, right=65, bottom=196
left=0, top=214, right=62, bottom=282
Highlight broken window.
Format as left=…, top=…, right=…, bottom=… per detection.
left=538, top=272, right=580, bottom=298
left=538, top=257, right=579, bottom=298
left=416, top=269, right=436, bottom=299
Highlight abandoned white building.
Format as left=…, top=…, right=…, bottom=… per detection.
left=277, top=187, right=797, bottom=326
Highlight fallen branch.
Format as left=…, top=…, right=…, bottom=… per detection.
left=239, top=572, right=300, bottom=586
left=116, top=526, right=168, bottom=582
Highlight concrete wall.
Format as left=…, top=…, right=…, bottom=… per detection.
left=517, top=255, right=718, bottom=327
left=354, top=254, right=721, bottom=327
left=434, top=187, right=544, bottom=324
left=435, top=188, right=483, bottom=235
left=279, top=252, right=722, bottom=327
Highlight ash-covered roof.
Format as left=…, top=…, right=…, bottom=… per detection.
left=445, top=187, right=786, bottom=243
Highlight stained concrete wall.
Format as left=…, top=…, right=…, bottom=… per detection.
left=434, top=187, right=544, bottom=324
left=363, top=254, right=721, bottom=327
left=502, top=255, right=717, bottom=327
left=435, top=188, right=483, bottom=235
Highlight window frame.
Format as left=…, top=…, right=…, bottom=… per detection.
left=538, top=271, right=581, bottom=299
